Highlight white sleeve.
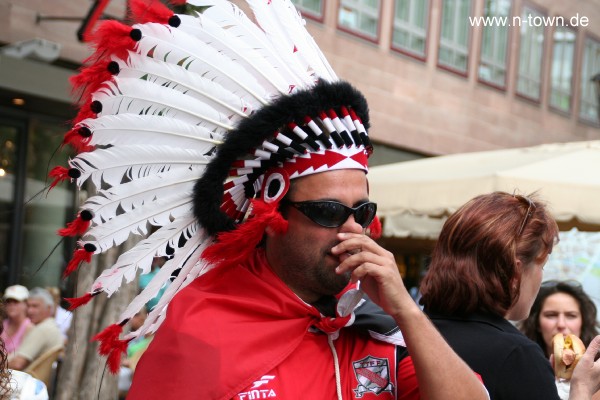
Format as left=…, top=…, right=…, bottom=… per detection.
left=8, top=370, right=49, bottom=400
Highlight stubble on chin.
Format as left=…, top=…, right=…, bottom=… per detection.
left=318, top=260, right=351, bottom=296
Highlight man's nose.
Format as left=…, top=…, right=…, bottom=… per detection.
left=340, top=214, right=364, bottom=234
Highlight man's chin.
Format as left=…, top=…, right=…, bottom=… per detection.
left=328, top=272, right=351, bottom=295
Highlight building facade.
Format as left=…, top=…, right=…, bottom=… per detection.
left=0, top=0, right=598, bottom=290
left=297, top=0, right=600, bottom=157
left=0, top=0, right=127, bottom=289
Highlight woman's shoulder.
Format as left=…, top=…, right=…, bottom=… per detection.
left=429, top=312, right=543, bottom=355
left=7, top=370, right=49, bottom=400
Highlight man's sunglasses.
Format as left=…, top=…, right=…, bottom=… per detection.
left=283, top=200, right=377, bottom=228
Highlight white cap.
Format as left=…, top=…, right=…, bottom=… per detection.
left=3, top=285, right=29, bottom=302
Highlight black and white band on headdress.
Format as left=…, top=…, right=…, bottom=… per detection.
left=50, top=0, right=375, bottom=372
left=194, top=78, right=371, bottom=236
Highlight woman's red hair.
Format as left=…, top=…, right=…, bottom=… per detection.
left=419, top=191, right=559, bottom=317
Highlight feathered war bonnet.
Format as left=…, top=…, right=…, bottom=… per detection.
left=52, top=0, right=378, bottom=372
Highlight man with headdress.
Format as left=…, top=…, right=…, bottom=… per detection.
left=53, top=1, right=488, bottom=399
left=123, top=78, right=486, bottom=398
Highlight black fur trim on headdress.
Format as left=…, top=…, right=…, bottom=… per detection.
left=193, top=80, right=370, bottom=236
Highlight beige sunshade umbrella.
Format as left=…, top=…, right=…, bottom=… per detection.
left=368, top=141, right=600, bottom=239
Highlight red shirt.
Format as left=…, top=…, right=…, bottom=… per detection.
left=129, top=249, right=419, bottom=399
left=233, top=330, right=419, bottom=400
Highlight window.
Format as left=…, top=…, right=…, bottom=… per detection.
left=478, top=0, right=511, bottom=87
left=338, top=0, right=380, bottom=40
left=291, top=0, right=323, bottom=18
left=0, top=122, right=20, bottom=283
left=516, top=7, right=545, bottom=100
left=21, top=118, right=74, bottom=288
left=0, top=114, right=74, bottom=288
left=549, top=27, right=576, bottom=113
left=392, top=0, right=429, bottom=58
left=579, top=37, right=600, bottom=123
left=439, top=0, right=472, bottom=73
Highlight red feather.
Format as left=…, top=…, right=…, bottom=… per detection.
left=107, top=340, right=129, bottom=374
left=48, top=166, right=70, bottom=190
left=65, top=292, right=95, bottom=311
left=202, top=199, right=288, bottom=269
left=62, top=127, right=92, bottom=153
left=92, top=323, right=123, bottom=355
left=63, top=132, right=93, bottom=154
left=85, top=20, right=138, bottom=62
left=72, top=105, right=98, bottom=127
left=129, top=0, right=174, bottom=24
left=58, top=214, right=91, bottom=237
left=63, top=248, right=93, bottom=278
left=70, top=60, right=113, bottom=107
left=368, top=215, right=382, bottom=240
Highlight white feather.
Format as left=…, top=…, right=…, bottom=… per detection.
left=118, top=52, right=258, bottom=118
left=191, top=0, right=312, bottom=88
left=176, top=14, right=292, bottom=95
left=81, top=114, right=223, bottom=150
left=246, top=0, right=337, bottom=81
left=83, top=167, right=202, bottom=225
left=70, top=145, right=210, bottom=189
left=82, top=191, right=193, bottom=252
left=93, top=216, right=199, bottom=296
left=93, top=79, right=233, bottom=131
left=119, top=225, right=205, bottom=318
left=134, top=22, right=270, bottom=104
left=126, top=235, right=212, bottom=339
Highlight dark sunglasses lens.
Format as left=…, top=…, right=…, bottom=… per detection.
left=305, top=202, right=348, bottom=227
left=300, top=201, right=377, bottom=228
left=355, top=203, right=377, bottom=228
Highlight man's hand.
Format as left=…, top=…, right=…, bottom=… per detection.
left=332, top=232, right=488, bottom=400
left=332, top=232, right=417, bottom=322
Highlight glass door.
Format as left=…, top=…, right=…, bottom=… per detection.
left=0, top=118, right=27, bottom=285
left=0, top=113, right=75, bottom=289
left=21, top=117, right=75, bottom=288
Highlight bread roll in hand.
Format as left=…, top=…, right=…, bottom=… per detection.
left=553, top=333, right=586, bottom=380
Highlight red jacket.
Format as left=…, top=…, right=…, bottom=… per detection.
left=129, top=248, right=419, bottom=399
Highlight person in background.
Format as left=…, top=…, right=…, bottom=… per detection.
left=8, top=288, right=63, bottom=371
left=119, top=307, right=153, bottom=399
left=519, top=280, right=600, bottom=400
left=0, top=300, right=10, bottom=399
left=419, top=191, right=600, bottom=400
left=0, top=300, right=48, bottom=400
left=0, top=286, right=32, bottom=357
left=138, top=257, right=168, bottom=311
left=45, top=287, right=72, bottom=343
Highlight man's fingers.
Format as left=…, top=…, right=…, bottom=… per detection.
left=332, top=233, right=392, bottom=259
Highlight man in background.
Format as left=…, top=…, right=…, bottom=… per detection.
left=8, top=288, right=63, bottom=371
left=45, top=287, right=72, bottom=343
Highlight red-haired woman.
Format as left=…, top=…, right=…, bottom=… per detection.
left=419, top=191, right=600, bottom=400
